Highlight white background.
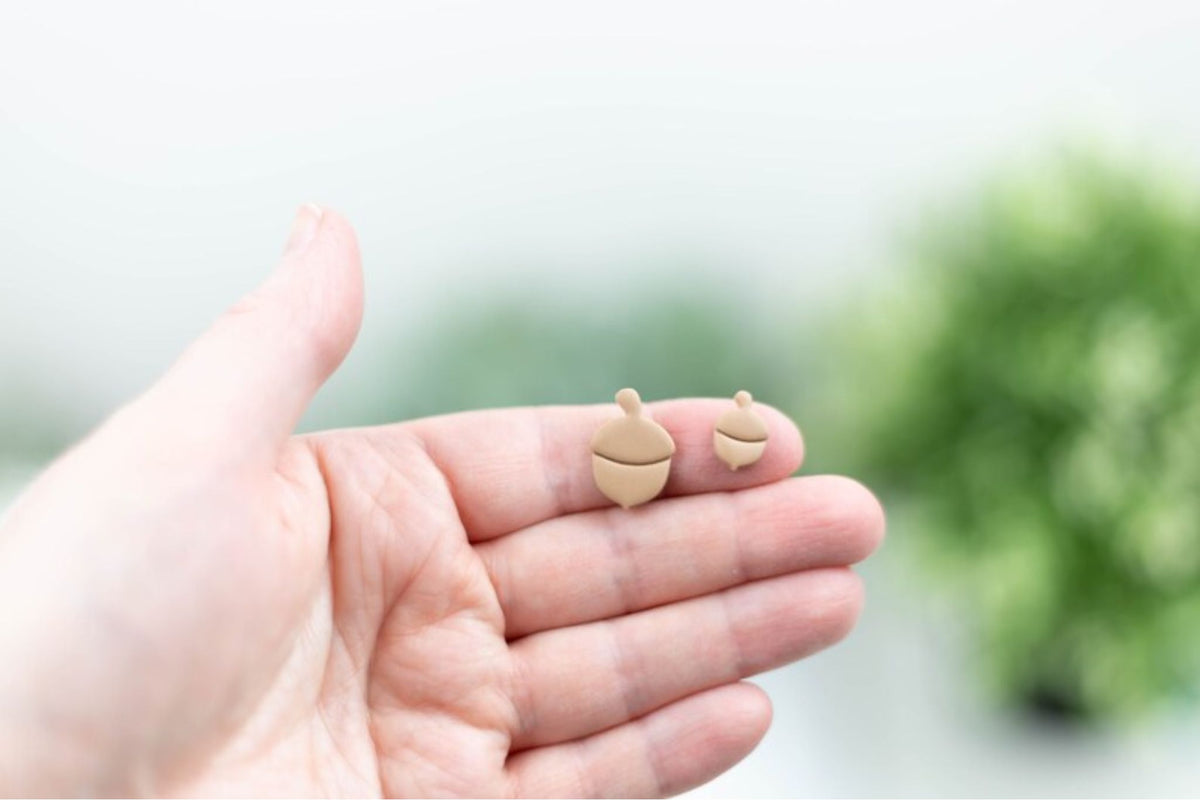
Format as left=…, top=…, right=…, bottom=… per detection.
left=4, top=2, right=1200, bottom=795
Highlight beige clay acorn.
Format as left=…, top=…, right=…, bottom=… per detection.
left=591, top=388, right=676, bottom=508
left=713, top=391, right=768, bottom=470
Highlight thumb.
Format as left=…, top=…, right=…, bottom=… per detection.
left=124, top=204, right=364, bottom=460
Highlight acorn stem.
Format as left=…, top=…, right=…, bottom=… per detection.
left=616, top=388, right=642, bottom=416
left=735, top=390, right=752, bottom=408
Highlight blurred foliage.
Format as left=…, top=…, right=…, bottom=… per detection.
left=341, top=287, right=806, bottom=423
left=832, top=151, right=1200, bottom=720
left=0, top=370, right=74, bottom=462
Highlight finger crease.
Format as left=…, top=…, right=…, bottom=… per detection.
left=604, top=620, right=643, bottom=720
left=572, top=736, right=599, bottom=798
left=535, top=412, right=575, bottom=522
left=603, top=512, right=641, bottom=616
left=507, top=649, right=538, bottom=740
left=716, top=592, right=748, bottom=680
left=726, top=492, right=752, bottom=585
left=637, top=715, right=670, bottom=798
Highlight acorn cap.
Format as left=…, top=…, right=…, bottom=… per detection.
left=716, top=391, right=768, bottom=442
left=591, top=388, right=676, bottom=464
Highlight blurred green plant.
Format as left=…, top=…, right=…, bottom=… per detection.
left=0, top=370, right=74, bottom=463
left=334, top=286, right=806, bottom=425
left=833, top=151, right=1200, bottom=720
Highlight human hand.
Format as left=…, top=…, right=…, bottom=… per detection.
left=0, top=206, right=884, bottom=797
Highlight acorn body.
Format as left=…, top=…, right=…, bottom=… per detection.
left=590, top=454, right=672, bottom=509
left=713, top=432, right=766, bottom=470
left=714, top=391, right=768, bottom=470
left=591, top=389, right=675, bottom=508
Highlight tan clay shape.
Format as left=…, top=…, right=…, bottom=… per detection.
left=713, top=390, right=768, bottom=470
left=591, top=388, right=676, bottom=508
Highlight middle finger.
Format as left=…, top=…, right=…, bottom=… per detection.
left=480, top=474, right=884, bottom=639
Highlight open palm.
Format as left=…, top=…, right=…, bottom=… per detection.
left=0, top=207, right=882, bottom=797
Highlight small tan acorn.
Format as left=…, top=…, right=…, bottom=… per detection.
left=713, top=390, right=768, bottom=470
left=591, top=388, right=676, bottom=508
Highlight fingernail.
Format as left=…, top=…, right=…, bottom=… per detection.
left=283, top=203, right=324, bottom=256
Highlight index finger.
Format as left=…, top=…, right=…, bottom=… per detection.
left=403, top=397, right=804, bottom=541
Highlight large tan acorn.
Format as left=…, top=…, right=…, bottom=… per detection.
left=591, top=388, right=676, bottom=508
left=713, top=390, right=768, bottom=470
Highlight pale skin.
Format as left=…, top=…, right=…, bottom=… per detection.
left=0, top=205, right=884, bottom=797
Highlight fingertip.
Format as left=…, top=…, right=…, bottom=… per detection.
left=809, top=567, right=866, bottom=649
left=687, top=681, right=773, bottom=762
left=279, top=204, right=364, bottom=378
left=757, top=402, right=805, bottom=475
left=133, top=205, right=367, bottom=457
left=795, top=475, right=887, bottom=564
left=647, top=682, right=773, bottom=796
left=309, top=205, right=362, bottom=271
left=728, top=681, right=774, bottom=744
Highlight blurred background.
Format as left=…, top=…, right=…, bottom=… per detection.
left=5, top=1, right=1200, bottom=795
